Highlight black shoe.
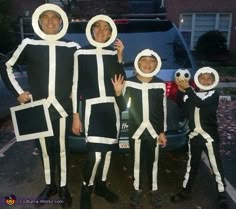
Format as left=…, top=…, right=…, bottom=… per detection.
left=80, top=184, right=93, bottom=209
left=129, top=190, right=142, bottom=208
left=59, top=186, right=72, bottom=208
left=217, top=193, right=229, bottom=209
left=35, top=185, right=58, bottom=207
left=170, top=189, right=191, bottom=203
left=150, top=190, right=162, bottom=209
left=95, top=181, right=118, bottom=203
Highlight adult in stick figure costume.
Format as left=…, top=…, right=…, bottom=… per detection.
left=171, top=67, right=229, bottom=209
left=2, top=4, right=80, bottom=208
left=72, top=15, right=125, bottom=209
left=112, top=49, right=167, bottom=209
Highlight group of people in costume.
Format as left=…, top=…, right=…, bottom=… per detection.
left=1, top=3, right=229, bottom=209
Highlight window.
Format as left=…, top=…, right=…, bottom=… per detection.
left=179, top=13, right=232, bottom=50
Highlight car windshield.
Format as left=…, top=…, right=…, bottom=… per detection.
left=67, top=19, right=192, bottom=70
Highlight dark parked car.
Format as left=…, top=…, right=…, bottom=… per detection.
left=66, top=18, right=197, bottom=153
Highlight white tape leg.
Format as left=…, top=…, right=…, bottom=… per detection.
left=39, top=137, right=51, bottom=185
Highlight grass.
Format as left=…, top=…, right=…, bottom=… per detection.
left=219, top=87, right=236, bottom=95
left=215, top=66, right=236, bottom=77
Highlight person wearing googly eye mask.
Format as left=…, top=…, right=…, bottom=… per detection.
left=2, top=4, right=81, bottom=208
left=112, top=49, right=167, bottom=209
left=172, top=67, right=229, bottom=209
left=71, top=15, right=125, bottom=209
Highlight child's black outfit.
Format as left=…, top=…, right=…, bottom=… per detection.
left=117, top=75, right=166, bottom=208
left=172, top=86, right=228, bottom=208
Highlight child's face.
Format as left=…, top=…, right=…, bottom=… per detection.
left=198, top=73, right=215, bottom=86
left=92, top=20, right=112, bottom=43
left=138, top=56, right=158, bottom=74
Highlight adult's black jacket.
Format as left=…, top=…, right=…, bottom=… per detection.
left=3, top=38, right=80, bottom=120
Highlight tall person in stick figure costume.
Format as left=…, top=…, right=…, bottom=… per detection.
left=2, top=4, right=80, bottom=208
left=72, top=15, right=126, bottom=209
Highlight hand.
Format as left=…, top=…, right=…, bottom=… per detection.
left=175, top=78, right=190, bottom=92
left=17, top=91, right=31, bottom=104
left=113, top=38, right=124, bottom=63
left=157, top=133, right=167, bottom=148
left=111, top=74, right=125, bottom=96
left=72, top=114, right=83, bottom=136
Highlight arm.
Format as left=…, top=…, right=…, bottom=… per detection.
left=155, top=86, right=167, bottom=147
left=71, top=51, right=83, bottom=135
left=185, top=87, right=219, bottom=108
left=157, top=132, right=167, bottom=147
left=176, top=77, right=218, bottom=108
left=113, top=38, right=124, bottom=64
left=175, top=78, right=191, bottom=119
left=4, top=40, right=31, bottom=103
left=113, top=39, right=126, bottom=81
left=111, top=74, right=127, bottom=111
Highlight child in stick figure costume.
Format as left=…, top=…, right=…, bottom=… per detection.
left=112, top=49, right=167, bottom=209
left=72, top=15, right=125, bottom=209
left=171, top=67, right=229, bottom=209
left=2, top=4, right=80, bottom=208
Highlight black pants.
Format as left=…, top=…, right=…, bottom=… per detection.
left=183, top=135, right=225, bottom=193
left=129, top=137, right=159, bottom=191
left=83, top=151, right=112, bottom=186
left=39, top=116, right=71, bottom=187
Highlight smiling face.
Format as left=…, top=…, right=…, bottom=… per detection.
left=39, top=10, right=62, bottom=35
left=198, top=73, right=215, bottom=87
left=138, top=56, right=158, bottom=74
left=92, top=20, right=112, bottom=43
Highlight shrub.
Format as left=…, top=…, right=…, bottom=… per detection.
left=195, top=30, right=228, bottom=60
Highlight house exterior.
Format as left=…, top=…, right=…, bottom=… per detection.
left=6, top=0, right=236, bottom=52
left=166, top=0, right=236, bottom=51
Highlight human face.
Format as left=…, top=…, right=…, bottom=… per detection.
left=138, top=56, right=158, bottom=74
left=198, top=73, right=215, bottom=87
left=39, top=11, right=62, bottom=35
left=92, top=20, right=112, bottom=43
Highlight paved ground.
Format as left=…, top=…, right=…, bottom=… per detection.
left=0, top=140, right=236, bottom=209
left=0, top=99, right=236, bottom=209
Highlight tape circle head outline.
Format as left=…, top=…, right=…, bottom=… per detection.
left=194, top=67, right=219, bottom=90
left=32, top=3, right=68, bottom=41
left=134, top=49, right=162, bottom=77
left=85, top=15, right=117, bottom=48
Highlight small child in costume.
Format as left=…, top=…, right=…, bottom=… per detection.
left=112, top=49, right=167, bottom=209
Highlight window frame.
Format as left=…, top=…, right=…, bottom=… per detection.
left=179, top=13, right=232, bottom=50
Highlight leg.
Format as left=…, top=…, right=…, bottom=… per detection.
left=129, top=138, right=143, bottom=208
left=205, top=141, right=225, bottom=193
left=94, top=151, right=119, bottom=203
left=183, top=137, right=203, bottom=192
left=205, top=141, right=228, bottom=209
left=58, top=117, right=72, bottom=208
left=144, top=138, right=162, bottom=209
left=171, top=137, right=203, bottom=202
left=35, top=120, right=59, bottom=206
left=80, top=152, right=101, bottom=209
